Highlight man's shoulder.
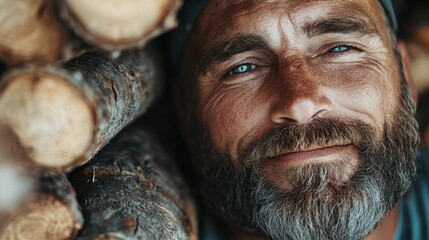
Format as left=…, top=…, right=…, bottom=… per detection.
left=395, top=147, right=429, bottom=240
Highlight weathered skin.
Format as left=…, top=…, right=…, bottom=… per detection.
left=182, top=0, right=401, bottom=162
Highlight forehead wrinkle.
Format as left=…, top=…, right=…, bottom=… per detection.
left=212, top=2, right=282, bottom=32
left=288, top=1, right=380, bottom=35
left=194, top=2, right=288, bottom=56
left=204, top=0, right=258, bottom=21
left=302, top=15, right=378, bottom=38
left=278, top=10, right=297, bottom=52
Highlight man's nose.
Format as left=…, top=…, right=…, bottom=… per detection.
left=269, top=64, right=332, bottom=125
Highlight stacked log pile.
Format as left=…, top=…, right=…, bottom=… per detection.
left=0, top=0, right=197, bottom=239
left=0, top=46, right=164, bottom=173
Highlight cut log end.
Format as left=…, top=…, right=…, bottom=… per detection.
left=61, top=0, right=181, bottom=50
left=0, top=70, right=94, bottom=170
left=0, top=0, right=71, bottom=65
left=0, top=195, right=81, bottom=240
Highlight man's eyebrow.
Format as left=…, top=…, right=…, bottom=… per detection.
left=303, top=16, right=378, bottom=38
left=197, top=34, right=269, bottom=73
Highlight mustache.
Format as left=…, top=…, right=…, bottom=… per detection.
left=239, top=118, right=376, bottom=166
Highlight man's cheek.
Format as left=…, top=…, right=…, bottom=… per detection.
left=324, top=67, right=393, bottom=131
left=201, top=89, right=268, bottom=157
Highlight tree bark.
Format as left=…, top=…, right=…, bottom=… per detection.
left=0, top=0, right=80, bottom=65
left=0, top=44, right=164, bottom=173
left=57, top=0, right=182, bottom=50
left=0, top=175, right=83, bottom=240
left=70, top=125, right=197, bottom=240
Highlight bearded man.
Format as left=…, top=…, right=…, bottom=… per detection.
left=171, top=0, right=427, bottom=239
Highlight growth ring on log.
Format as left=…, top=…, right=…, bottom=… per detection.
left=0, top=195, right=81, bottom=240
left=0, top=70, right=94, bottom=169
left=61, top=0, right=182, bottom=50
left=0, top=0, right=70, bottom=65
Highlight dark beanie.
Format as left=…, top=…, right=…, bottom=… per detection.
left=170, top=0, right=398, bottom=67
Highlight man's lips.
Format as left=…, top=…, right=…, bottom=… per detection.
left=266, top=144, right=355, bottom=166
left=262, top=143, right=359, bottom=190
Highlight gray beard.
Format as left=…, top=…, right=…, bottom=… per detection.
left=192, top=71, right=420, bottom=239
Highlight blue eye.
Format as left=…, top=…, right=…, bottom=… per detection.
left=230, top=63, right=254, bottom=75
left=329, top=45, right=351, bottom=53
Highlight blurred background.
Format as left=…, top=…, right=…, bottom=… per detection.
left=394, top=0, right=429, bottom=147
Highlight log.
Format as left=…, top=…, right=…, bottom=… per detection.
left=57, top=0, right=182, bottom=50
left=0, top=125, right=34, bottom=218
left=0, top=44, right=164, bottom=173
left=0, top=0, right=79, bottom=65
left=0, top=175, right=83, bottom=240
left=69, top=126, right=197, bottom=240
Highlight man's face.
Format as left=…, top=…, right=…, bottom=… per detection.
left=179, top=0, right=420, bottom=239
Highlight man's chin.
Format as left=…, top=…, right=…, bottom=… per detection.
left=251, top=170, right=389, bottom=240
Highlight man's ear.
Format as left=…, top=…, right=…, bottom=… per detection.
left=397, top=41, right=417, bottom=102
